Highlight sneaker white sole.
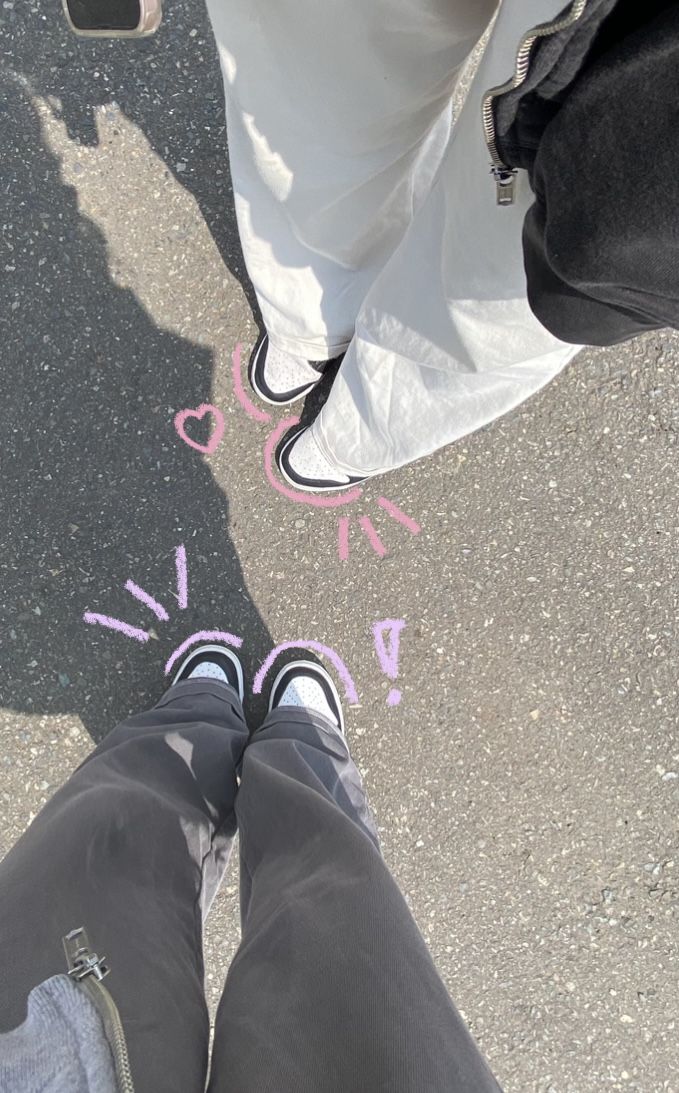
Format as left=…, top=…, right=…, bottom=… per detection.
left=269, top=659, right=345, bottom=734
left=278, top=428, right=367, bottom=494
left=248, top=336, right=323, bottom=407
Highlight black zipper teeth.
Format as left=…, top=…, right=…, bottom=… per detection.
left=83, top=977, right=136, bottom=1093
left=63, top=930, right=135, bottom=1093
left=72, top=976, right=136, bottom=1093
left=482, top=0, right=589, bottom=172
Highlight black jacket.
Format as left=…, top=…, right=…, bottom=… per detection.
left=488, top=0, right=679, bottom=346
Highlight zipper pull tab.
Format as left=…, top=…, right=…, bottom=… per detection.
left=63, top=927, right=110, bottom=982
left=492, top=167, right=518, bottom=206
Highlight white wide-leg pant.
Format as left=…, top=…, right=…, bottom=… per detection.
left=206, top=0, right=582, bottom=475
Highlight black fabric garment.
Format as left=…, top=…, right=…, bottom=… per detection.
left=493, top=0, right=618, bottom=174
left=493, top=0, right=679, bottom=345
left=0, top=679, right=501, bottom=1093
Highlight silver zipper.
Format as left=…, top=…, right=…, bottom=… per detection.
left=63, top=928, right=136, bottom=1093
left=481, top=0, right=589, bottom=205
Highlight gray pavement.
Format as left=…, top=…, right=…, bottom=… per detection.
left=1, top=4, right=678, bottom=1091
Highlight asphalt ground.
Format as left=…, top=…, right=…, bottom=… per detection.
left=1, top=3, right=678, bottom=1090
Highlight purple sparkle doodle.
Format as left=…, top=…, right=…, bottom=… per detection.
left=175, top=544, right=188, bottom=609
left=83, top=545, right=188, bottom=642
left=372, top=619, right=406, bottom=706
left=124, top=580, right=169, bottom=622
left=83, top=613, right=150, bottom=643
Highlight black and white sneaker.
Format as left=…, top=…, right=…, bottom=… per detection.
left=277, top=424, right=368, bottom=493
left=269, top=660, right=345, bottom=734
left=172, top=643, right=245, bottom=702
left=248, top=333, right=327, bottom=406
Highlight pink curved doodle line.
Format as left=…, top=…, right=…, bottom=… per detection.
left=83, top=612, right=149, bottom=643
left=164, top=630, right=244, bottom=676
left=253, top=640, right=359, bottom=704
left=264, top=417, right=362, bottom=509
left=232, top=342, right=271, bottom=423
left=174, top=404, right=225, bottom=454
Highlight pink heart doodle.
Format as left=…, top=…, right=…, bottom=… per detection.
left=174, top=404, right=225, bottom=454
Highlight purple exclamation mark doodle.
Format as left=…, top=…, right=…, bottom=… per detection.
left=372, top=619, right=406, bottom=706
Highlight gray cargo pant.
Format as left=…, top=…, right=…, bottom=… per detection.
left=0, top=679, right=501, bottom=1092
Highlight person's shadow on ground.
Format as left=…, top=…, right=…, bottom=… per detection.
left=0, top=55, right=271, bottom=742
left=3, top=0, right=260, bottom=316
left=3, top=0, right=376, bottom=359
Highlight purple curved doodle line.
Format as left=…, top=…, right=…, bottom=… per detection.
left=264, top=417, right=362, bottom=509
left=253, top=640, right=359, bottom=704
left=164, top=629, right=244, bottom=676
left=174, top=404, right=225, bottom=454
left=232, top=343, right=272, bottom=423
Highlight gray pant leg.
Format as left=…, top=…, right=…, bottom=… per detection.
left=0, top=679, right=248, bottom=1093
left=208, top=709, right=501, bottom=1093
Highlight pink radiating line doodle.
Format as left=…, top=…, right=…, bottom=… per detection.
left=232, top=342, right=272, bottom=423
left=338, top=516, right=350, bottom=561
left=124, top=580, right=169, bottom=622
left=175, top=544, right=188, bottom=609
left=174, top=404, right=225, bottom=454
left=253, top=640, right=359, bottom=704
left=164, top=629, right=244, bottom=676
left=377, top=497, right=422, bottom=536
left=372, top=619, right=406, bottom=707
left=231, top=341, right=424, bottom=551
left=359, top=516, right=387, bottom=557
left=264, top=417, right=362, bottom=509
left=83, top=612, right=150, bottom=643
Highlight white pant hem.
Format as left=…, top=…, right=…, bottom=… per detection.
left=267, top=330, right=352, bottom=363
